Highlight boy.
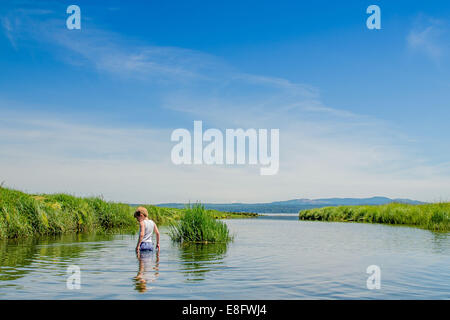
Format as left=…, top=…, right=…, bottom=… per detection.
left=134, top=206, right=160, bottom=253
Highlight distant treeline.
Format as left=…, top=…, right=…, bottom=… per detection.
left=156, top=197, right=424, bottom=214
left=156, top=203, right=324, bottom=213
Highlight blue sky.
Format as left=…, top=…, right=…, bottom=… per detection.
left=1, top=0, right=450, bottom=203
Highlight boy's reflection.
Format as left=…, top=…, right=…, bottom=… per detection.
left=134, top=250, right=160, bottom=293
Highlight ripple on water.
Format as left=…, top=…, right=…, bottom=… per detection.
left=0, top=219, right=449, bottom=299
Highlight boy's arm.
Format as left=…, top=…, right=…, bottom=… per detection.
left=136, top=220, right=145, bottom=252
left=154, top=224, right=160, bottom=251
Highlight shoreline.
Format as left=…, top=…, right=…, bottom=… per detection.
left=0, top=186, right=257, bottom=240
left=299, top=203, right=450, bottom=232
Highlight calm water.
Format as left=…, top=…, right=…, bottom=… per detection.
left=0, top=214, right=449, bottom=299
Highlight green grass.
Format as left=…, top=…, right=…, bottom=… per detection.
left=0, top=186, right=255, bottom=239
left=0, top=186, right=136, bottom=239
left=299, top=202, right=450, bottom=232
left=169, top=204, right=233, bottom=243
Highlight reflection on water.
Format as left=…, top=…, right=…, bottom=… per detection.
left=0, top=238, right=36, bottom=282
left=0, top=233, right=113, bottom=285
left=134, top=251, right=160, bottom=293
left=178, top=242, right=228, bottom=282
left=0, top=218, right=448, bottom=299
left=133, top=241, right=229, bottom=292
left=431, top=232, right=450, bottom=254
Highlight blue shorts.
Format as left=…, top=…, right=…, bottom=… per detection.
left=140, top=242, right=154, bottom=251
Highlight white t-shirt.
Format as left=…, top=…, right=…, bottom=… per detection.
left=140, top=219, right=155, bottom=243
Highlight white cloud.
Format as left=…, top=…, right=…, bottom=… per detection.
left=407, top=17, right=448, bottom=63
left=1, top=106, right=450, bottom=203
left=1, top=17, right=17, bottom=49
left=0, top=110, right=170, bottom=163
left=1, top=9, right=450, bottom=203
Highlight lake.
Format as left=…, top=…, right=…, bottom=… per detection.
left=0, top=214, right=449, bottom=299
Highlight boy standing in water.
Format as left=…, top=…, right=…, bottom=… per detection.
left=134, top=207, right=160, bottom=254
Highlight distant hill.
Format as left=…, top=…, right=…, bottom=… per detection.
left=155, top=197, right=425, bottom=213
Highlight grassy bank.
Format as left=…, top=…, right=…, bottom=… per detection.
left=299, top=202, right=450, bottom=232
left=0, top=186, right=256, bottom=239
left=169, top=204, right=233, bottom=243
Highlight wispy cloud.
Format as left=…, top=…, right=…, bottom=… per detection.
left=1, top=16, right=17, bottom=49
left=407, top=16, right=448, bottom=63
left=1, top=7, right=225, bottom=82
left=1, top=5, right=53, bottom=49
left=1, top=108, right=450, bottom=203
left=1, top=6, right=450, bottom=202
left=0, top=7, right=354, bottom=120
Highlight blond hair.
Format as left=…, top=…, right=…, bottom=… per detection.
left=134, top=206, right=148, bottom=218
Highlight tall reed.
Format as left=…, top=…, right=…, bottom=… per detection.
left=299, top=202, right=450, bottom=231
left=0, top=186, right=136, bottom=238
left=169, top=204, right=233, bottom=243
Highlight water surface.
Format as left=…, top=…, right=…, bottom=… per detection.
left=0, top=214, right=449, bottom=299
